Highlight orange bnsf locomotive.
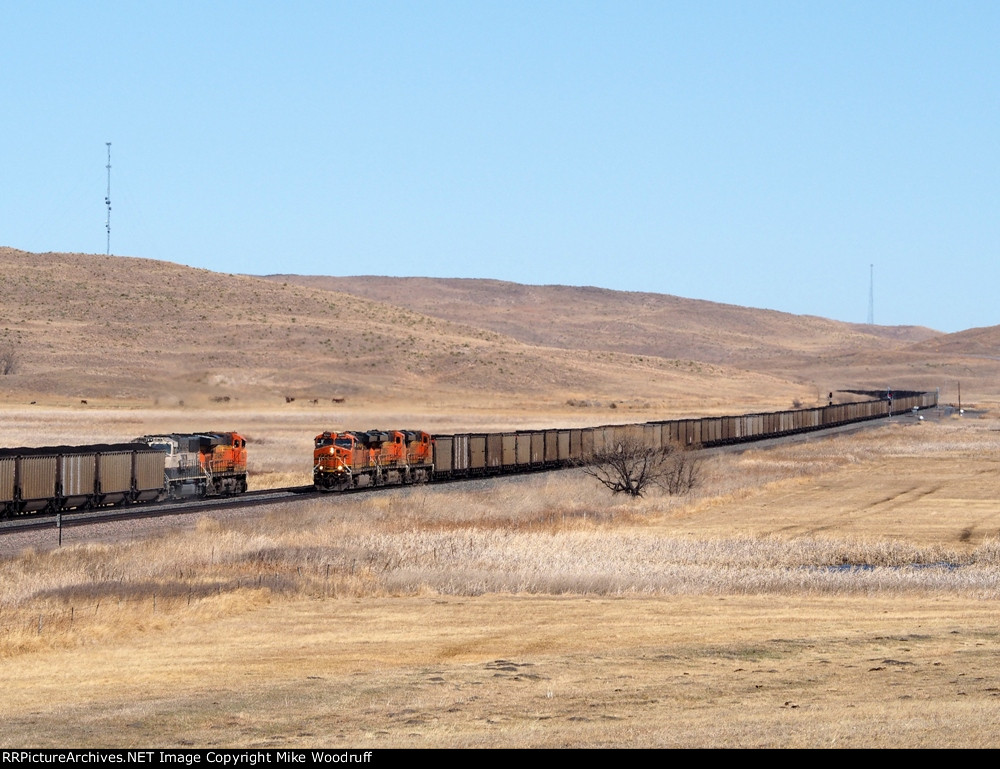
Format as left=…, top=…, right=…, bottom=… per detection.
left=313, top=429, right=433, bottom=491
left=133, top=432, right=248, bottom=498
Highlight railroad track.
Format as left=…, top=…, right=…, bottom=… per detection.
left=0, top=463, right=557, bottom=537
left=0, top=486, right=317, bottom=536
left=0, top=406, right=939, bottom=539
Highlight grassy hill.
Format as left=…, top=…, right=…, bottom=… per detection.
left=264, top=274, right=998, bottom=407
left=262, top=275, right=939, bottom=363
left=0, top=246, right=994, bottom=413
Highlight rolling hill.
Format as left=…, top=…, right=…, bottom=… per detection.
left=262, top=275, right=938, bottom=364
left=0, top=247, right=995, bottom=413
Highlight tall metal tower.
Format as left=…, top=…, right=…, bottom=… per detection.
left=104, top=142, right=112, bottom=255
left=867, top=263, right=874, bottom=325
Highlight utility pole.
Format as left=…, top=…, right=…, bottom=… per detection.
left=105, top=142, right=112, bottom=255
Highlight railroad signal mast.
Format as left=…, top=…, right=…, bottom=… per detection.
left=104, top=142, right=112, bottom=256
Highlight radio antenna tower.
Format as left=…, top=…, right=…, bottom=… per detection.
left=867, top=263, right=874, bottom=325
left=104, top=142, right=112, bottom=255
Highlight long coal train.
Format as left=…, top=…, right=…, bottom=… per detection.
left=0, top=392, right=938, bottom=515
left=315, top=390, right=939, bottom=489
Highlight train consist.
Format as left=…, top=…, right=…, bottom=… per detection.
left=313, top=430, right=434, bottom=490
left=314, top=390, right=938, bottom=491
left=0, top=391, right=938, bottom=514
left=0, top=432, right=247, bottom=516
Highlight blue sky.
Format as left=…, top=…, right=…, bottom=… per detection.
left=3, top=1, right=997, bottom=333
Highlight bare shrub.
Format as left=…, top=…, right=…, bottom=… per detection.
left=582, top=436, right=699, bottom=498
left=661, top=448, right=701, bottom=495
left=0, top=343, right=18, bottom=375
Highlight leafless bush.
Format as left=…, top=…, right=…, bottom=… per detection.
left=660, top=448, right=701, bottom=495
left=581, top=436, right=699, bottom=498
left=0, top=343, right=18, bottom=375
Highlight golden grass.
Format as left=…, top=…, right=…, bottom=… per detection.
left=4, top=595, right=1000, bottom=748
left=3, top=410, right=1000, bottom=746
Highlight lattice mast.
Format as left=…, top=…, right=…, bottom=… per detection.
left=104, top=142, right=112, bottom=255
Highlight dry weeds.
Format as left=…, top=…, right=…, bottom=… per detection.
left=2, top=410, right=1000, bottom=746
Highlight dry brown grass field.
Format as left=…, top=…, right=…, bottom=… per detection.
left=3, top=248, right=1000, bottom=747
left=3, top=407, right=1000, bottom=747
